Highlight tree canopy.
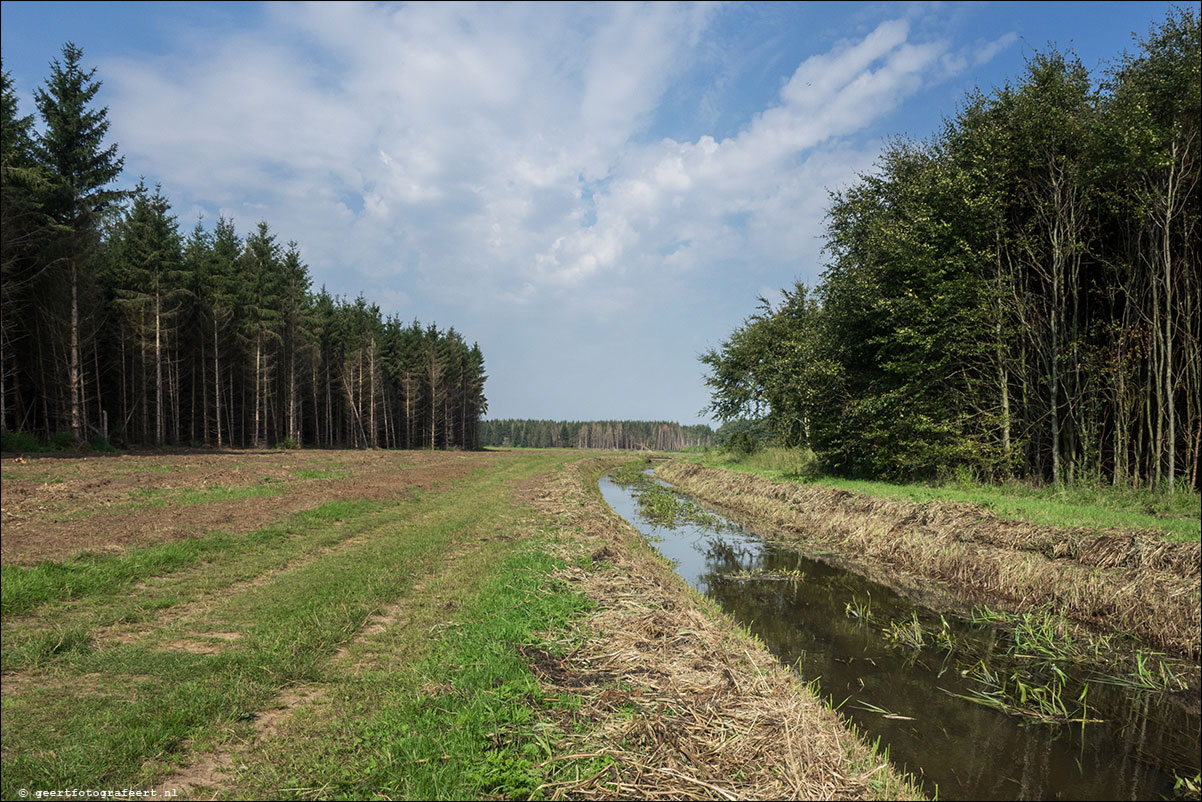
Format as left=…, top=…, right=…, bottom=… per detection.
left=702, top=9, right=1200, bottom=489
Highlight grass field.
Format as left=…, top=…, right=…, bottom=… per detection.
left=681, top=448, right=1202, bottom=542
left=1, top=449, right=919, bottom=801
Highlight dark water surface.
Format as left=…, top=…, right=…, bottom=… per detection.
left=598, top=473, right=1200, bottom=801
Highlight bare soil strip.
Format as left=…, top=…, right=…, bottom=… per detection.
left=1, top=449, right=503, bottom=565
left=657, top=461, right=1202, bottom=660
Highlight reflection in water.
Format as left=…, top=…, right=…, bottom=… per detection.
left=599, top=474, right=1198, bottom=801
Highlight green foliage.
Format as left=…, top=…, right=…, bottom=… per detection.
left=724, top=429, right=760, bottom=457
left=2, top=45, right=488, bottom=452
left=88, top=433, right=117, bottom=452
left=274, top=437, right=300, bottom=450
left=701, top=9, right=1201, bottom=491
left=1, top=429, right=44, bottom=452
left=49, top=429, right=77, bottom=451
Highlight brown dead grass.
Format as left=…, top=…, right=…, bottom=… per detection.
left=525, top=458, right=922, bottom=801
left=658, top=461, right=1202, bottom=660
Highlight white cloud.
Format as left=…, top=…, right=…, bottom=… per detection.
left=531, top=18, right=947, bottom=294
left=89, top=3, right=1016, bottom=420
left=103, top=6, right=965, bottom=317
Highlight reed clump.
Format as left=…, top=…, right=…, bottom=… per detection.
left=657, top=462, right=1201, bottom=660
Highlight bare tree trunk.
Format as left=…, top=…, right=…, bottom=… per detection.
left=213, top=320, right=223, bottom=448
left=253, top=337, right=262, bottom=447
left=69, top=261, right=82, bottom=441
left=369, top=339, right=377, bottom=447
left=92, top=340, right=103, bottom=442
left=199, top=328, right=208, bottom=446
left=155, top=293, right=163, bottom=444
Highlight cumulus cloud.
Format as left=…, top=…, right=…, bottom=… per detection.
left=93, top=3, right=1011, bottom=420
left=102, top=5, right=965, bottom=314
left=533, top=17, right=949, bottom=291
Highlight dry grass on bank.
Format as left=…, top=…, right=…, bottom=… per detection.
left=657, top=462, right=1201, bottom=660
left=525, top=459, right=923, bottom=801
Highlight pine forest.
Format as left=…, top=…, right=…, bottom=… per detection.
left=1, top=45, right=487, bottom=451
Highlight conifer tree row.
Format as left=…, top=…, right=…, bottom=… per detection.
left=1, top=44, right=486, bottom=449
left=479, top=419, right=713, bottom=451
left=702, top=9, right=1200, bottom=490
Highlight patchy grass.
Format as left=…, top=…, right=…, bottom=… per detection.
left=235, top=540, right=596, bottom=800
left=683, top=448, right=1201, bottom=542
left=1, top=499, right=383, bottom=650
left=1, top=453, right=561, bottom=797
left=58, top=482, right=291, bottom=520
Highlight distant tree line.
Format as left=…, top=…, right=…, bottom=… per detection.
left=480, top=419, right=714, bottom=451
left=1, top=44, right=486, bottom=450
left=703, top=10, right=1200, bottom=489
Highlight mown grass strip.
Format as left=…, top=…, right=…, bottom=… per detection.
left=681, top=449, right=1201, bottom=541
left=290, top=469, right=350, bottom=480
left=239, top=541, right=596, bottom=800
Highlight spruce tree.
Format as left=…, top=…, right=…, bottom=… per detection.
left=34, top=42, right=124, bottom=441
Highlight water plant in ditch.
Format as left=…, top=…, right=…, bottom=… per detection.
left=856, top=603, right=1194, bottom=730
left=942, top=661, right=1102, bottom=725
left=726, top=567, right=806, bottom=583
left=609, top=463, right=718, bottom=529
left=968, top=606, right=1189, bottom=692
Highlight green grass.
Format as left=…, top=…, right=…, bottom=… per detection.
left=0, top=450, right=610, bottom=799
left=238, top=540, right=599, bottom=800
left=291, top=468, right=351, bottom=480
left=1, top=498, right=383, bottom=647
left=682, top=448, right=1201, bottom=541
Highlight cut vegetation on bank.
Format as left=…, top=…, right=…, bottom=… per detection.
left=1, top=450, right=920, bottom=800
left=656, top=460, right=1202, bottom=663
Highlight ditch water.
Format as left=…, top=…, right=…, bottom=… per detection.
left=598, top=471, right=1201, bottom=801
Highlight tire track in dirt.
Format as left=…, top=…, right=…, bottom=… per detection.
left=152, top=548, right=478, bottom=798
left=150, top=501, right=538, bottom=798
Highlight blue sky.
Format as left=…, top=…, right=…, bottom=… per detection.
left=0, top=1, right=1180, bottom=426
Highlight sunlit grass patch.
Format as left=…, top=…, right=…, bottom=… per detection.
left=266, top=545, right=594, bottom=800
left=290, top=468, right=351, bottom=479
